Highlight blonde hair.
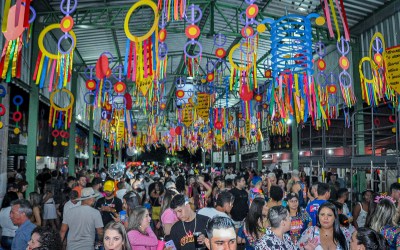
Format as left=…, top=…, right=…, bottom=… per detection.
left=104, top=221, right=132, bottom=250
left=369, top=198, right=397, bottom=232
left=127, top=206, right=148, bottom=232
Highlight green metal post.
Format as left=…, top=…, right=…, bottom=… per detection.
left=221, top=146, right=225, bottom=169
left=26, top=24, right=40, bottom=195
left=235, top=110, right=240, bottom=171
left=257, top=112, right=263, bottom=172
left=68, top=70, right=78, bottom=176
left=88, top=108, right=94, bottom=169
left=100, top=138, right=104, bottom=169
left=292, top=122, right=299, bottom=170
left=209, top=0, right=215, bottom=36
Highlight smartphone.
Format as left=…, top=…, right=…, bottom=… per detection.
left=165, top=240, right=176, bottom=250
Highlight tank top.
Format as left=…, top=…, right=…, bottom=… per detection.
left=356, top=202, right=367, bottom=227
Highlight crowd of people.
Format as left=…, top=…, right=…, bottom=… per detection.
left=0, top=164, right=398, bottom=250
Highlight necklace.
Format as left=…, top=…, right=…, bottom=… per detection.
left=182, top=215, right=197, bottom=235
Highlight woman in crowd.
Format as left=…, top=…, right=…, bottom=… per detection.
left=29, top=192, right=42, bottom=226
left=353, top=190, right=373, bottom=229
left=17, top=180, right=28, bottom=199
left=160, top=189, right=179, bottom=238
left=298, top=202, right=350, bottom=250
left=148, top=181, right=164, bottom=236
left=175, top=175, right=186, bottom=194
left=42, top=182, right=58, bottom=230
left=286, top=192, right=312, bottom=245
left=192, top=175, right=212, bottom=210
left=350, top=227, right=387, bottom=250
left=127, top=206, right=158, bottom=250
left=0, top=192, right=19, bottom=250
left=369, top=197, right=400, bottom=249
left=26, top=226, right=62, bottom=250
left=117, top=191, right=141, bottom=228
left=103, top=222, right=132, bottom=250
left=255, top=205, right=306, bottom=249
left=237, top=197, right=269, bottom=249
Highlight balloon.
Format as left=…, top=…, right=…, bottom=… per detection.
left=108, top=162, right=125, bottom=180
left=240, top=84, right=253, bottom=101
left=215, top=122, right=223, bottom=129
left=175, top=126, right=182, bottom=135
left=169, top=128, right=176, bottom=136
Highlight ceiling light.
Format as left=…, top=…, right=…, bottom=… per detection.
left=328, top=149, right=333, bottom=155
left=297, top=7, right=306, bottom=12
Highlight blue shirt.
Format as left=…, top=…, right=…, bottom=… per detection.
left=306, top=199, right=327, bottom=226
left=11, top=220, right=36, bottom=250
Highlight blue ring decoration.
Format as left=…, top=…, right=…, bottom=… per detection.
left=111, top=65, right=126, bottom=82
left=103, top=80, right=113, bottom=92
left=84, top=65, right=95, bottom=79
left=316, top=72, right=327, bottom=86
left=184, top=40, right=202, bottom=59
left=175, top=77, right=186, bottom=88
left=13, top=95, right=23, bottom=106
left=0, top=85, right=6, bottom=97
left=336, top=37, right=350, bottom=55
left=112, top=95, right=126, bottom=110
left=214, top=34, right=227, bottom=47
left=101, top=110, right=108, bottom=120
left=84, top=91, right=96, bottom=105
left=327, top=72, right=337, bottom=85
left=158, top=43, right=168, bottom=60
left=339, top=70, right=352, bottom=88
left=315, top=41, right=327, bottom=57
left=185, top=4, right=203, bottom=23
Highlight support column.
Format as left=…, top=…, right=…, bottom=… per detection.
left=68, top=70, right=78, bottom=176
left=352, top=42, right=365, bottom=155
left=257, top=112, right=263, bottom=171
left=292, top=122, right=299, bottom=170
left=88, top=108, right=94, bottom=169
left=235, top=110, right=240, bottom=171
left=26, top=25, right=40, bottom=195
left=221, top=146, right=225, bottom=169
left=0, top=84, right=10, bottom=204
left=100, top=138, right=104, bottom=169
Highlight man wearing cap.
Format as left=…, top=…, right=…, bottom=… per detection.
left=95, top=180, right=123, bottom=227
left=248, top=176, right=264, bottom=205
left=60, top=187, right=104, bottom=250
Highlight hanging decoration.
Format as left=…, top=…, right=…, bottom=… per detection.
left=12, top=95, right=23, bottom=134
left=157, top=0, right=186, bottom=22
left=33, top=0, right=77, bottom=90
left=0, top=0, right=36, bottom=82
left=0, top=85, right=6, bottom=129
left=156, top=11, right=168, bottom=81
left=320, top=0, right=350, bottom=42
left=337, top=37, right=356, bottom=108
left=83, top=65, right=96, bottom=120
left=184, top=4, right=202, bottom=77
left=49, top=88, right=74, bottom=146
left=315, top=41, right=332, bottom=125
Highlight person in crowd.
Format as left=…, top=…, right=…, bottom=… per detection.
left=169, top=194, right=209, bottom=250
left=0, top=192, right=19, bottom=250
left=389, top=183, right=400, bottom=204
left=277, top=179, right=286, bottom=193
left=248, top=176, right=263, bottom=205
left=91, top=177, right=103, bottom=199
left=26, top=226, right=62, bottom=250
left=212, top=176, right=226, bottom=201
left=198, top=191, right=234, bottom=218
left=10, top=199, right=37, bottom=250
left=224, top=167, right=237, bottom=181
left=350, top=227, right=387, bottom=250
left=116, top=181, right=128, bottom=200
left=65, top=176, right=76, bottom=190
left=16, top=180, right=28, bottom=199
left=306, top=182, right=330, bottom=226
left=48, top=170, right=63, bottom=212
left=62, top=189, right=81, bottom=219
left=266, top=185, right=284, bottom=210
left=307, top=182, right=318, bottom=204
left=254, top=205, right=298, bottom=249
left=192, top=175, right=212, bottom=210
left=175, top=175, right=186, bottom=194
left=237, top=197, right=268, bottom=249
left=122, top=191, right=141, bottom=215
left=230, top=175, right=249, bottom=229
left=28, top=192, right=42, bottom=226
left=127, top=206, right=158, bottom=250
left=369, top=197, right=400, bottom=249
left=337, top=188, right=352, bottom=220
left=286, top=192, right=312, bottom=245
left=103, top=222, right=132, bottom=250
left=160, top=189, right=179, bottom=238
left=205, top=216, right=237, bottom=250
left=72, top=174, right=87, bottom=197
left=96, top=180, right=123, bottom=227
left=353, top=190, right=373, bottom=229
left=36, top=168, right=51, bottom=194
left=287, top=170, right=306, bottom=208
left=42, top=182, right=58, bottom=230
left=298, top=202, right=350, bottom=250
left=60, top=187, right=104, bottom=250
left=148, top=181, right=164, bottom=234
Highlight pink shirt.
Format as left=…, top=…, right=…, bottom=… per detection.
left=128, top=227, right=158, bottom=250
left=161, top=208, right=178, bottom=225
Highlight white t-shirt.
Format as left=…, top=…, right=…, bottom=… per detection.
left=63, top=200, right=81, bottom=218
left=225, top=174, right=237, bottom=180
left=197, top=207, right=230, bottom=219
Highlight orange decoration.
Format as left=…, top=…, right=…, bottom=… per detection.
left=254, top=94, right=262, bottom=102
left=207, top=73, right=214, bottom=82
left=185, top=24, right=200, bottom=39
left=215, top=48, right=226, bottom=58
left=176, top=90, right=185, bottom=98
left=60, top=16, right=74, bottom=33
left=265, top=69, right=272, bottom=78
left=241, top=26, right=254, bottom=38
left=246, top=4, right=258, bottom=19
left=114, top=81, right=126, bottom=93
left=160, top=103, right=167, bottom=110
left=159, top=29, right=167, bottom=42
left=86, top=79, right=96, bottom=90
left=339, top=56, right=349, bottom=70
left=317, top=59, right=326, bottom=71
left=327, top=84, right=337, bottom=94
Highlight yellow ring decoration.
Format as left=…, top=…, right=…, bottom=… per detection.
left=228, top=43, right=252, bottom=71
left=124, top=0, right=159, bottom=43
left=49, top=88, right=75, bottom=112
left=38, top=24, right=77, bottom=60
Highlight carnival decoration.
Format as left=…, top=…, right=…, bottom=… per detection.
left=359, top=32, right=397, bottom=107
left=108, top=162, right=126, bottom=180
left=184, top=4, right=202, bottom=77
left=83, top=65, right=96, bottom=120
left=0, top=85, right=6, bottom=129
left=33, top=0, right=77, bottom=90
left=0, top=0, right=36, bottom=82
left=49, top=88, right=73, bottom=146
left=386, top=45, right=400, bottom=96
left=157, top=0, right=186, bottom=22
left=11, top=95, right=23, bottom=134
left=156, top=11, right=168, bottom=81
left=337, top=37, right=356, bottom=108
left=320, top=0, right=350, bottom=42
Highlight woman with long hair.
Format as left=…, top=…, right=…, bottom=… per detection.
left=350, top=227, right=387, bottom=250
left=353, top=190, right=373, bottom=229
left=237, top=197, right=269, bottom=249
left=115, top=191, right=141, bottom=228
left=29, top=192, right=43, bottom=226
left=298, top=202, right=350, bottom=250
left=17, top=180, right=28, bottom=199
left=369, top=197, right=399, bottom=249
left=160, top=189, right=179, bottom=238
left=26, top=226, right=62, bottom=250
left=127, top=206, right=158, bottom=250
left=103, top=222, right=132, bottom=250
left=286, top=192, right=312, bottom=245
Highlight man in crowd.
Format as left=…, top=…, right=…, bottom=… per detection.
left=72, top=174, right=87, bottom=197
left=198, top=191, right=234, bottom=218
left=287, top=169, right=306, bottom=208
left=170, top=194, right=209, bottom=250
left=62, top=190, right=81, bottom=218
left=205, top=216, right=237, bottom=250
left=306, top=182, right=330, bottom=226
left=95, top=180, right=123, bottom=227
left=60, top=187, right=104, bottom=250
left=10, top=200, right=36, bottom=250
left=230, top=175, right=248, bottom=229
left=248, top=176, right=264, bottom=205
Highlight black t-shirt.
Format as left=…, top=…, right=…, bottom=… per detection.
left=170, top=214, right=209, bottom=250
left=229, top=187, right=249, bottom=221
left=95, top=196, right=123, bottom=226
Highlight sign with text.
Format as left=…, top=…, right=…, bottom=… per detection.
left=196, top=93, right=210, bottom=121
left=182, top=104, right=193, bottom=127
left=386, top=45, right=400, bottom=94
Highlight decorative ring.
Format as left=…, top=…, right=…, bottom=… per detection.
left=112, top=95, right=126, bottom=110
left=52, top=130, right=60, bottom=138
left=84, top=65, right=95, bottom=79
left=158, top=43, right=168, bottom=60
left=84, top=92, right=96, bottom=105
left=389, top=115, right=396, bottom=123
left=103, top=80, right=113, bottom=91
left=124, top=0, right=159, bottom=43
left=60, top=0, right=78, bottom=15
left=374, top=118, right=380, bottom=127
left=101, top=110, right=108, bottom=119
left=285, top=136, right=291, bottom=142
left=58, top=33, right=75, bottom=54
left=185, top=4, right=203, bottom=23
left=60, top=130, right=70, bottom=138
left=49, top=88, right=74, bottom=112
left=214, top=33, right=227, bottom=46
left=184, top=40, right=202, bottom=59
left=339, top=71, right=352, bottom=88
left=13, top=95, right=23, bottom=106
left=228, top=43, right=252, bottom=71
left=175, top=77, right=186, bottom=88
left=12, top=111, right=22, bottom=122
left=39, top=24, right=77, bottom=60
left=0, top=85, right=7, bottom=97
left=0, top=104, right=5, bottom=116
